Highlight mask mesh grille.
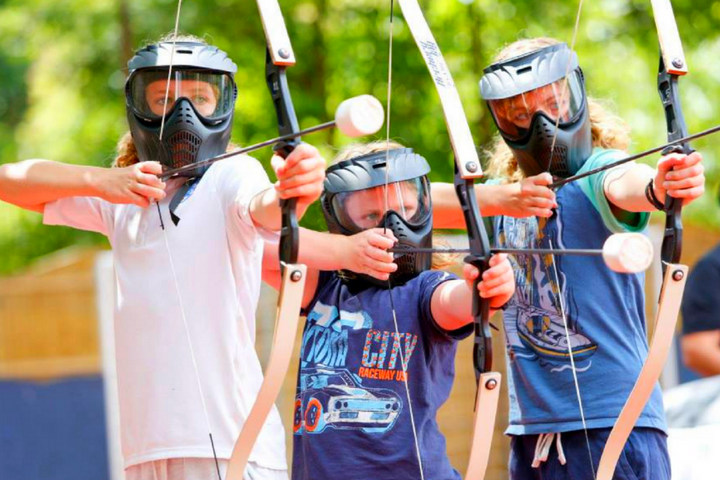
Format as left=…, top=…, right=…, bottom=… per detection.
left=394, top=251, right=416, bottom=276
left=167, top=130, right=202, bottom=169
left=538, top=144, right=569, bottom=177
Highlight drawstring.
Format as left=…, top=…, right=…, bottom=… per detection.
left=532, top=432, right=567, bottom=468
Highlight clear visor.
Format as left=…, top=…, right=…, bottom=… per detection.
left=487, top=72, right=584, bottom=140
left=330, top=178, right=431, bottom=232
left=128, top=69, right=235, bottom=121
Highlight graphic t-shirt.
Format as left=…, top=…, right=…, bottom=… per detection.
left=291, top=270, right=469, bottom=480
left=492, top=148, right=667, bottom=435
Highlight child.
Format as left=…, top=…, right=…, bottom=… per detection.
left=263, top=141, right=517, bottom=480
left=434, top=38, right=705, bottom=480
left=0, top=37, right=327, bottom=480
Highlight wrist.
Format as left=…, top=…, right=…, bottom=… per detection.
left=479, top=183, right=510, bottom=217
left=645, top=177, right=665, bottom=211
left=337, top=234, right=355, bottom=271
left=82, top=166, right=107, bottom=198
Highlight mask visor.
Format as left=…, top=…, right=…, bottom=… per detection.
left=330, top=178, right=431, bottom=232
left=128, top=68, right=235, bottom=121
left=487, top=71, right=585, bottom=141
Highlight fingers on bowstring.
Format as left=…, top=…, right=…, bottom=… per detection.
left=135, top=170, right=166, bottom=191
left=129, top=191, right=151, bottom=208
left=133, top=183, right=167, bottom=202
left=368, top=228, right=398, bottom=250
left=530, top=172, right=554, bottom=187
left=137, top=161, right=164, bottom=176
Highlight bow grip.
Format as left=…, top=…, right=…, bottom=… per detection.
left=657, top=56, right=692, bottom=268
left=467, top=254, right=493, bottom=379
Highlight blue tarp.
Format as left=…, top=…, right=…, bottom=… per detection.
left=0, top=376, right=109, bottom=480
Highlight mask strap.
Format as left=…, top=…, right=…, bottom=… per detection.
left=169, top=178, right=200, bottom=226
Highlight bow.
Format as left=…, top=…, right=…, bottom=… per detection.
left=387, top=2, right=502, bottom=478
left=595, top=0, right=690, bottom=477
left=226, top=1, right=307, bottom=478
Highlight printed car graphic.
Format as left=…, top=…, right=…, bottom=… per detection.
left=294, top=368, right=402, bottom=434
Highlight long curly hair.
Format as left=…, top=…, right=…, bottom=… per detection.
left=113, top=33, right=234, bottom=168
left=484, top=37, right=631, bottom=183
left=332, top=141, right=456, bottom=270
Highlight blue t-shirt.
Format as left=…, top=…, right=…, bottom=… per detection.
left=681, top=243, right=720, bottom=335
left=492, top=148, right=666, bottom=436
left=291, top=270, right=470, bottom=480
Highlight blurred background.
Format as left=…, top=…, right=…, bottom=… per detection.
left=1, top=0, right=719, bottom=478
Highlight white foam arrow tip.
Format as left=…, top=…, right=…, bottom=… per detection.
left=603, top=233, right=654, bottom=273
left=334, top=95, right=384, bottom=137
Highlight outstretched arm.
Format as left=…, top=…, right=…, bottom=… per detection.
left=0, top=159, right=166, bottom=212
left=249, top=144, right=325, bottom=231
left=262, top=227, right=398, bottom=308
left=431, top=173, right=556, bottom=228
left=604, top=151, right=704, bottom=212
left=431, top=253, right=514, bottom=331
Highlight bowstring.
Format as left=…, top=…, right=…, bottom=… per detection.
left=155, top=1, right=223, bottom=478
left=545, top=0, right=596, bottom=477
left=384, top=2, right=426, bottom=479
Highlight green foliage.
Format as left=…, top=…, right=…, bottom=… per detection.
left=1, top=0, right=719, bottom=273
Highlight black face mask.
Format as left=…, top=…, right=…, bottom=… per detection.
left=480, top=43, right=593, bottom=178
left=503, top=105, right=592, bottom=178
left=379, top=210, right=433, bottom=286
left=125, top=42, right=238, bottom=178
left=321, top=149, right=433, bottom=288
left=127, top=97, right=235, bottom=178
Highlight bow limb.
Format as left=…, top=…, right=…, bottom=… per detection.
left=596, top=1, right=690, bottom=477
left=595, top=265, right=686, bottom=479
left=395, top=1, right=501, bottom=477
left=226, top=1, right=306, bottom=478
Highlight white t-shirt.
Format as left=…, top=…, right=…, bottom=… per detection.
left=44, top=158, right=286, bottom=469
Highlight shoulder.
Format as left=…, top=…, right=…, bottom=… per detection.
left=581, top=147, right=628, bottom=170
left=205, top=154, right=268, bottom=182
left=204, top=155, right=272, bottom=201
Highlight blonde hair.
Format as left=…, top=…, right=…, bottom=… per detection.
left=333, top=141, right=456, bottom=270
left=332, top=140, right=405, bottom=164
left=485, top=37, right=631, bottom=182
left=113, top=33, right=217, bottom=168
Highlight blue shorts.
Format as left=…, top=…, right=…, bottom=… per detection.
left=509, top=427, right=670, bottom=480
